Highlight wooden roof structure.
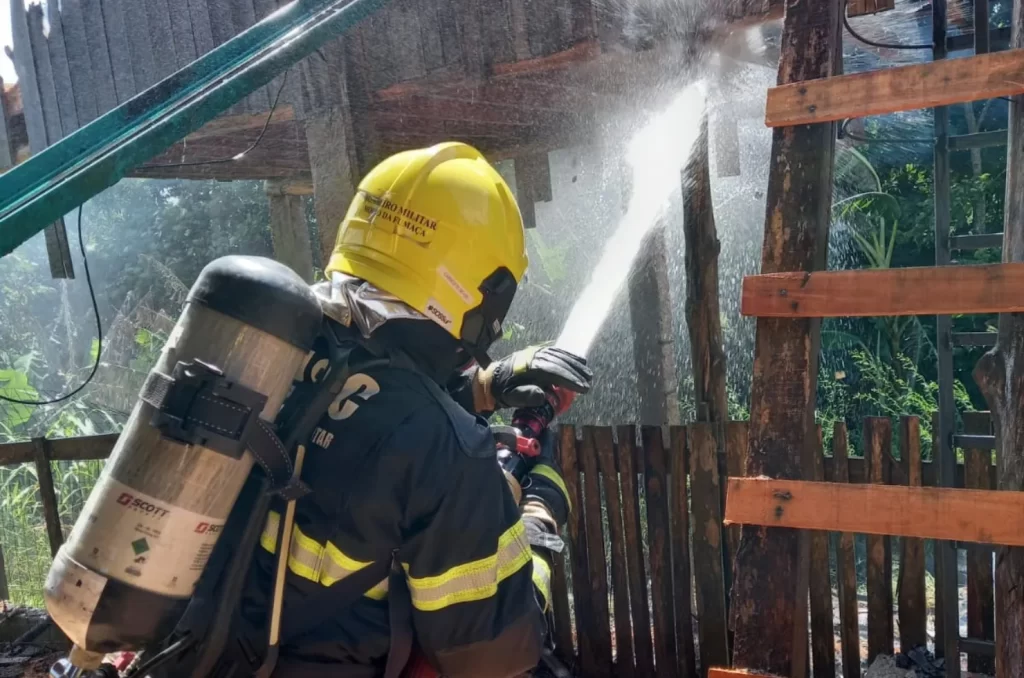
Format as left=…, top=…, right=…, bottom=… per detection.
left=5, top=0, right=791, bottom=185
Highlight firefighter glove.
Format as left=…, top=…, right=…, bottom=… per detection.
left=475, top=346, right=592, bottom=412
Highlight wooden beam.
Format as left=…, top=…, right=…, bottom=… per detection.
left=33, top=438, right=64, bottom=557
left=708, top=670, right=786, bottom=678
left=0, top=433, right=117, bottom=465
left=846, top=0, right=895, bottom=17
left=766, top=49, right=1024, bottom=127
left=726, top=478, right=1024, bottom=546
left=183, top=106, right=296, bottom=141
left=742, top=263, right=1024, bottom=317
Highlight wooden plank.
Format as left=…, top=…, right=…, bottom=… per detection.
left=897, top=416, right=927, bottom=651
left=33, top=438, right=64, bottom=557
left=808, top=427, right=835, bottom=678
left=579, top=427, right=612, bottom=677
left=832, top=423, right=860, bottom=678
left=594, top=427, right=634, bottom=678
left=847, top=0, right=895, bottom=17
left=559, top=424, right=592, bottom=674
left=742, top=263, right=1024, bottom=318
left=669, top=427, right=697, bottom=678
left=59, top=0, right=100, bottom=124
left=550, top=538, right=575, bottom=666
left=730, top=0, right=839, bottom=671
left=643, top=426, right=677, bottom=678
left=963, top=411, right=995, bottom=674
left=100, top=0, right=138, bottom=102
left=616, top=425, right=654, bottom=676
left=864, top=418, right=893, bottom=662
left=725, top=422, right=748, bottom=567
left=0, top=545, right=8, bottom=601
left=688, top=423, right=729, bottom=675
left=0, top=433, right=118, bottom=465
left=725, top=478, right=1024, bottom=546
left=765, top=48, right=1024, bottom=127
left=708, top=671, right=785, bottom=678
left=45, top=1, right=80, bottom=134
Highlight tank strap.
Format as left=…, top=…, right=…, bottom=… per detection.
left=140, top=359, right=311, bottom=500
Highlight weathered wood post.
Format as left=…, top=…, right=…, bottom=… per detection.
left=973, top=1, right=1024, bottom=671
left=682, top=112, right=731, bottom=672
left=265, top=180, right=314, bottom=282
left=302, top=36, right=379, bottom=268
left=729, top=0, right=841, bottom=674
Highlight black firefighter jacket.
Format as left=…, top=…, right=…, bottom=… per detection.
left=231, top=334, right=560, bottom=678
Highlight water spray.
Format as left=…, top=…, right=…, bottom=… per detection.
left=555, top=80, right=709, bottom=357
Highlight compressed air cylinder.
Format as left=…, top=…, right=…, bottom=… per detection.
left=44, top=256, right=321, bottom=654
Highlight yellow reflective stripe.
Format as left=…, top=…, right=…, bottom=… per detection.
left=530, top=464, right=571, bottom=512
left=259, top=511, right=387, bottom=599
left=531, top=554, right=552, bottom=613
left=261, top=511, right=281, bottom=554
left=404, top=521, right=531, bottom=612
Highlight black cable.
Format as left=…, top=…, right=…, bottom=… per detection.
left=125, top=637, right=193, bottom=677
left=0, top=205, right=102, bottom=406
left=843, top=0, right=933, bottom=50
left=144, top=72, right=289, bottom=169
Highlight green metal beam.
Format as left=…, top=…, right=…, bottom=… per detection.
left=0, top=0, right=391, bottom=258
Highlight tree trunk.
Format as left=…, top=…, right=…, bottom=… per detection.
left=963, top=101, right=990, bottom=233
left=729, top=0, right=841, bottom=673
left=973, top=2, right=1024, bottom=671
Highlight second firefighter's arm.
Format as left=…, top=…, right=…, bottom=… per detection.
left=396, top=409, right=567, bottom=678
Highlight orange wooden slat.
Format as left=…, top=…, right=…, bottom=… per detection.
left=741, top=263, right=1024, bottom=318
left=765, top=48, right=1024, bottom=127
left=726, top=478, right=1024, bottom=546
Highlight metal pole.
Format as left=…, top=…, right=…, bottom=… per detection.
left=932, top=0, right=960, bottom=674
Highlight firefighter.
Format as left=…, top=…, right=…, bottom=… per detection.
left=227, top=142, right=591, bottom=678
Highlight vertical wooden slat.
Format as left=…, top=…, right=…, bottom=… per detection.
left=669, top=426, right=697, bottom=678
left=45, top=2, right=80, bottom=134
left=560, top=424, right=592, bottom=675
left=898, top=416, right=927, bottom=651
left=59, top=0, right=100, bottom=125
left=595, top=427, right=634, bottom=678
left=963, top=411, right=994, bottom=674
left=81, top=0, right=119, bottom=112
left=643, top=426, right=677, bottom=678
left=617, top=425, right=655, bottom=676
left=168, top=0, right=200, bottom=68
left=865, top=417, right=894, bottom=661
left=725, top=421, right=748, bottom=576
left=809, top=426, right=835, bottom=678
left=26, top=5, right=63, bottom=142
left=33, top=438, right=64, bottom=557
left=550, top=539, right=575, bottom=665
left=550, top=427, right=574, bottom=665
left=833, top=423, right=860, bottom=678
left=580, top=427, right=613, bottom=677
left=99, top=0, right=138, bottom=102
left=0, top=78, right=11, bottom=169
left=688, top=423, right=729, bottom=675
left=0, top=545, right=8, bottom=601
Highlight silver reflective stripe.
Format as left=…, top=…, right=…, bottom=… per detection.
left=404, top=521, right=531, bottom=612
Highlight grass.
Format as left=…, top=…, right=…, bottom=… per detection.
left=0, top=459, right=104, bottom=606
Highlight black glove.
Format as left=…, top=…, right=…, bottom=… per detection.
left=481, top=346, right=592, bottom=410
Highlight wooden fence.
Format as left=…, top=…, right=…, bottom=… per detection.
left=549, top=416, right=997, bottom=677
left=0, top=414, right=998, bottom=676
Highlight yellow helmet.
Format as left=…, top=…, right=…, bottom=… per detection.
left=326, top=142, right=528, bottom=359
